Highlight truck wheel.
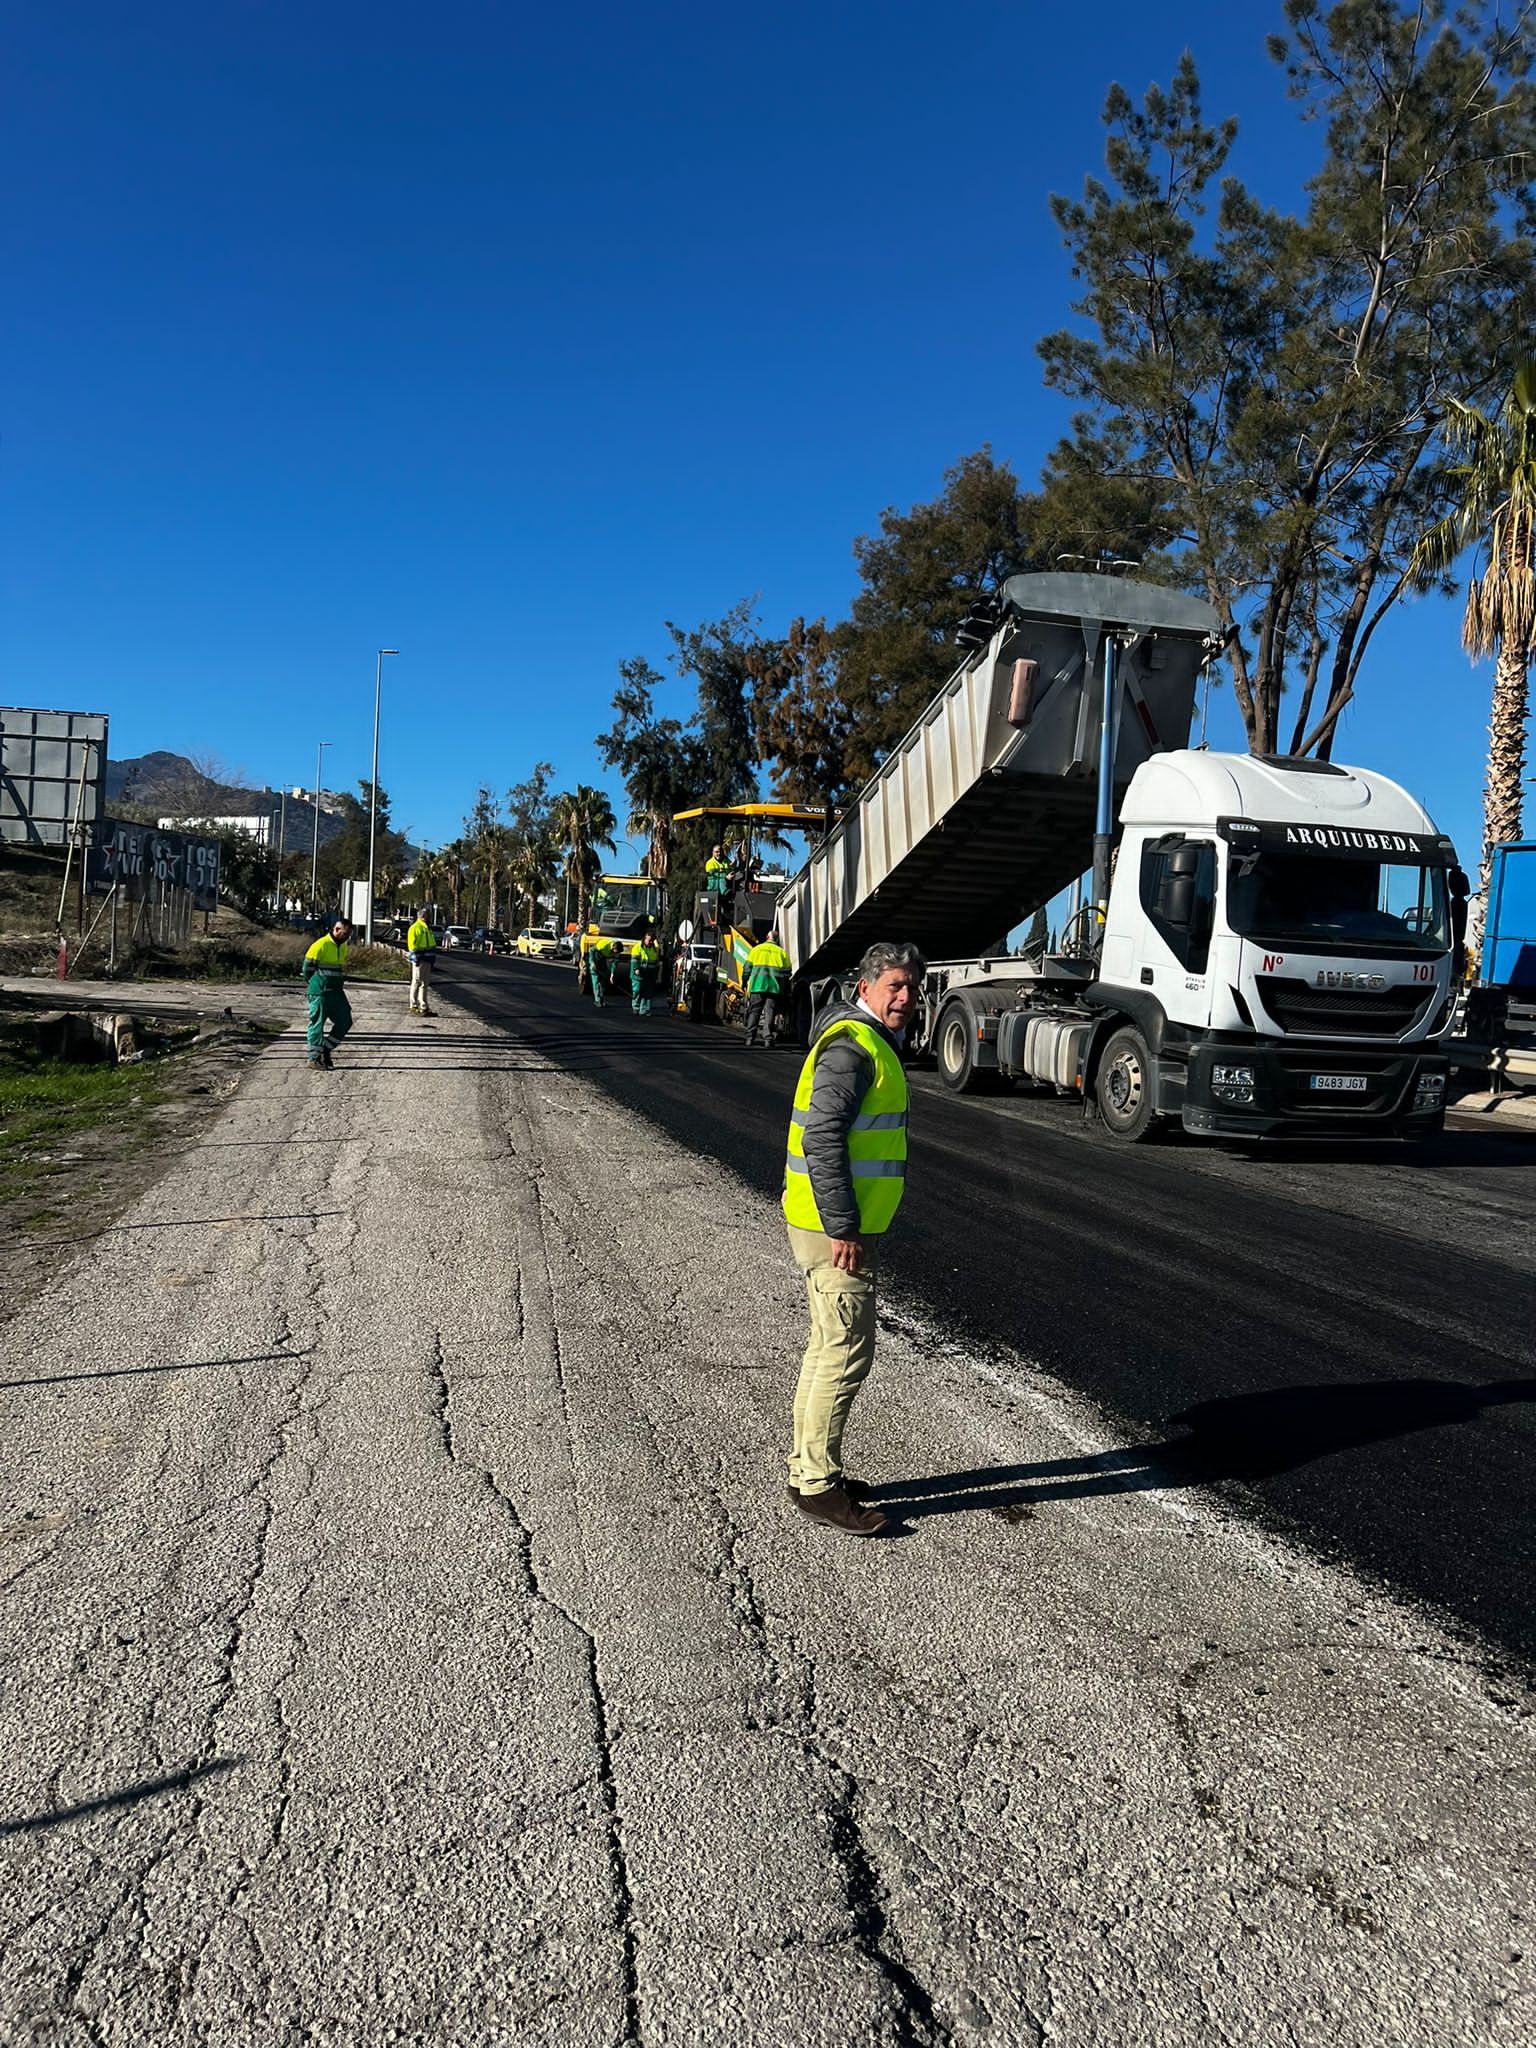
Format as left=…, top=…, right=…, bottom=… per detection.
left=1095, top=1026, right=1158, bottom=1141
left=937, top=1007, right=981, bottom=1093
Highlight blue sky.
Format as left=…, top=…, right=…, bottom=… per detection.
left=1, top=0, right=1500, bottom=873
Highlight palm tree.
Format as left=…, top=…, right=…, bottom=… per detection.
left=439, top=839, right=470, bottom=923
left=413, top=850, right=449, bottom=915
left=508, top=830, right=560, bottom=930
left=469, top=820, right=513, bottom=932
left=554, top=784, right=617, bottom=926
left=1415, top=359, right=1536, bottom=961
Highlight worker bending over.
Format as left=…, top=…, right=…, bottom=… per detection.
left=587, top=933, right=616, bottom=1006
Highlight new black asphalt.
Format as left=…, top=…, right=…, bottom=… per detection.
left=444, top=954, right=1536, bottom=1672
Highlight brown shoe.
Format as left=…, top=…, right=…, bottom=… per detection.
left=797, top=1484, right=888, bottom=1537
left=787, top=1477, right=874, bottom=1504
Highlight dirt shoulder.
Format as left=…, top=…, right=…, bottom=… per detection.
left=0, top=977, right=297, bottom=1322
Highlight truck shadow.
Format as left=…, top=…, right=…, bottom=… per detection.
left=873, top=1376, right=1536, bottom=1520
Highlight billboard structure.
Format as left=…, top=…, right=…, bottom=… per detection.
left=85, top=820, right=221, bottom=946
left=0, top=706, right=108, bottom=847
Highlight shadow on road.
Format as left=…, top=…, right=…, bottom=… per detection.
left=874, top=1376, right=1536, bottom=1520
left=1, top=1346, right=315, bottom=1394
left=0, top=1757, right=242, bottom=1837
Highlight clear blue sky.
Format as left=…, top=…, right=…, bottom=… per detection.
left=1, top=0, right=1497, bottom=870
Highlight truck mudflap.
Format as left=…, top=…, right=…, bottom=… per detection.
left=1180, top=1041, right=1449, bottom=1139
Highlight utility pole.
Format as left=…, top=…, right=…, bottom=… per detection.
left=275, top=789, right=288, bottom=915
left=366, top=649, right=399, bottom=944
left=310, top=741, right=332, bottom=917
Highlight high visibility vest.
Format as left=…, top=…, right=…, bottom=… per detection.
left=783, top=1018, right=909, bottom=1236
left=407, top=920, right=435, bottom=952
left=305, top=936, right=348, bottom=976
left=747, top=941, right=791, bottom=993
left=630, top=941, right=660, bottom=974
left=705, top=858, right=730, bottom=891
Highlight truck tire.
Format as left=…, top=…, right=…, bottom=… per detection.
left=937, top=1005, right=982, bottom=1093
left=1094, top=1025, right=1158, bottom=1141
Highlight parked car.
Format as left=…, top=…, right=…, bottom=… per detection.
left=516, top=925, right=561, bottom=958
left=480, top=927, right=509, bottom=955
left=443, top=925, right=474, bottom=950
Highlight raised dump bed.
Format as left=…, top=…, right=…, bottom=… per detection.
left=775, top=572, right=1221, bottom=979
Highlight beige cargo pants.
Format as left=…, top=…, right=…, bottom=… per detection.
left=788, top=1223, right=879, bottom=1497
left=409, top=955, right=434, bottom=1011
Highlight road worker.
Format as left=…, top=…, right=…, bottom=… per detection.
left=406, top=911, right=437, bottom=1017
left=303, top=917, right=355, bottom=1070
left=587, top=932, right=616, bottom=1007
left=744, top=927, right=792, bottom=1048
left=629, top=926, right=661, bottom=1016
left=782, top=939, right=925, bottom=1536
left=704, top=844, right=731, bottom=902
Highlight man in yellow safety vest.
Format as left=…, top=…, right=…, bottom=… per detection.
left=744, top=927, right=792, bottom=1048
left=406, top=912, right=437, bottom=1017
left=302, top=918, right=354, bottom=1070
left=781, top=938, right=925, bottom=1535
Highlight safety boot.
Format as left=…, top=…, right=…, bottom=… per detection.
left=797, top=1484, right=888, bottom=1537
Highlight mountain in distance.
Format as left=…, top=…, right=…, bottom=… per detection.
left=105, top=752, right=426, bottom=867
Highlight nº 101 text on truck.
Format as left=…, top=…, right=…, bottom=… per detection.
left=773, top=571, right=1465, bottom=1142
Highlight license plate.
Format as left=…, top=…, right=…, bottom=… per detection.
left=1311, top=1074, right=1369, bottom=1093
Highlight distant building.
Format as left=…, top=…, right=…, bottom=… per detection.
left=159, top=813, right=276, bottom=847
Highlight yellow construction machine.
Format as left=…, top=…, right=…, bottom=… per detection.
left=669, top=803, right=827, bottom=1028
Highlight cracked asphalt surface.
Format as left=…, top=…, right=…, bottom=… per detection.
left=2, top=970, right=1532, bottom=2045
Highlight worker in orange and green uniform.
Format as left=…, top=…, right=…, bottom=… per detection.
left=744, top=927, right=792, bottom=1048
left=629, top=927, right=662, bottom=1016
left=782, top=939, right=925, bottom=1538
left=587, top=932, right=616, bottom=1007
left=303, top=918, right=354, bottom=1069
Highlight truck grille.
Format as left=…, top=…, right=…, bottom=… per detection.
left=1255, top=976, right=1433, bottom=1038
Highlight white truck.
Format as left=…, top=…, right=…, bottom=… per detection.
left=775, top=572, right=1462, bottom=1141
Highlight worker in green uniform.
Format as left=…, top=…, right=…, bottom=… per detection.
left=587, top=932, right=616, bottom=1007
left=303, top=918, right=354, bottom=1069
left=406, top=912, right=437, bottom=1016
left=629, top=927, right=661, bottom=1016
left=744, top=927, right=792, bottom=1048
left=704, top=844, right=731, bottom=903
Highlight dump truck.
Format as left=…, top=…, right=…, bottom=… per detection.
left=574, top=872, right=665, bottom=992
left=773, top=570, right=1464, bottom=1141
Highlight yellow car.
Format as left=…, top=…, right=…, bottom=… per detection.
left=515, top=925, right=561, bottom=958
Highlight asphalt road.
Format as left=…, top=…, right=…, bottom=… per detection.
left=4, top=971, right=1532, bottom=2045
left=447, top=954, right=1536, bottom=1670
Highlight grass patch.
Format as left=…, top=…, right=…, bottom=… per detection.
left=0, top=1054, right=169, bottom=1196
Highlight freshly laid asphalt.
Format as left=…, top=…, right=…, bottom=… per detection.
left=446, top=953, right=1536, bottom=1671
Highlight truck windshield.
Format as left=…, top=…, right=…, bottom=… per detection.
left=1227, top=853, right=1448, bottom=955
left=592, top=880, right=657, bottom=918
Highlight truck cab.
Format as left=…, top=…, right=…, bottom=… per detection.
left=1090, top=751, right=1457, bottom=1137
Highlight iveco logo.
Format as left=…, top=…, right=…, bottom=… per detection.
left=1315, top=970, right=1386, bottom=990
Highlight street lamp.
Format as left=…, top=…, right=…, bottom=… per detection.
left=366, top=649, right=400, bottom=944
left=310, top=741, right=333, bottom=916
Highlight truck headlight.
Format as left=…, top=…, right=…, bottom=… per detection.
left=1413, top=1072, right=1446, bottom=1110
left=1212, top=1065, right=1255, bottom=1088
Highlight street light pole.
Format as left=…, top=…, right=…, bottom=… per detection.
left=310, top=741, right=332, bottom=917
left=275, top=789, right=288, bottom=915
left=366, top=648, right=400, bottom=945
